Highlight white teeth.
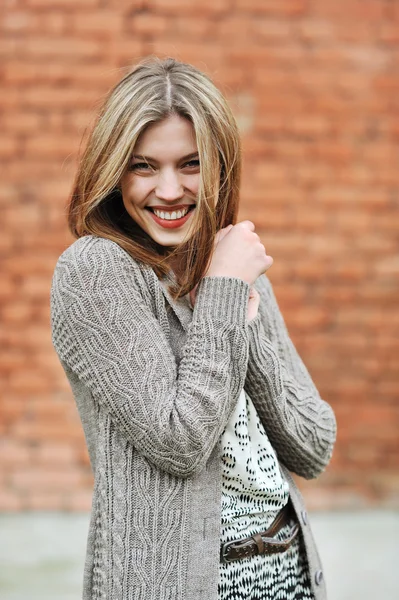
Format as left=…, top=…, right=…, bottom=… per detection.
left=153, top=207, right=190, bottom=220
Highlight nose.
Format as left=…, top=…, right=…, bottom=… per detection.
left=155, top=169, right=184, bottom=202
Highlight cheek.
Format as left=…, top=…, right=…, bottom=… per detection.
left=187, top=174, right=200, bottom=195
left=121, top=177, right=148, bottom=210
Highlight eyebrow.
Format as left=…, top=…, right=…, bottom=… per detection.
left=131, top=152, right=199, bottom=163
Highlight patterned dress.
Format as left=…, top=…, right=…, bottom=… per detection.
left=219, top=388, right=314, bottom=600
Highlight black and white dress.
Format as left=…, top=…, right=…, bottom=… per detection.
left=219, top=388, right=314, bottom=600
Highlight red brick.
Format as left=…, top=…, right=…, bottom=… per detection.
left=0, top=37, right=20, bottom=58
left=151, top=0, right=230, bottom=15
left=173, top=17, right=215, bottom=39
left=23, top=87, right=99, bottom=110
left=23, top=37, right=101, bottom=60
left=285, top=305, right=331, bottom=330
left=292, top=115, right=334, bottom=138
left=64, top=489, right=93, bottom=511
left=32, top=442, right=77, bottom=465
left=336, top=165, right=373, bottom=185
left=2, top=110, right=42, bottom=132
left=0, top=278, right=16, bottom=301
left=364, top=213, right=399, bottom=233
left=354, top=235, right=397, bottom=255
left=293, top=260, right=331, bottom=283
left=4, top=254, right=58, bottom=276
left=19, top=275, right=50, bottom=300
left=0, top=440, right=31, bottom=467
left=0, top=137, right=19, bottom=158
left=379, top=23, right=399, bottom=44
left=319, top=286, right=358, bottom=305
left=253, top=162, right=290, bottom=184
left=71, top=11, right=123, bottom=35
left=2, top=11, right=37, bottom=32
left=12, top=421, right=84, bottom=443
left=0, top=491, right=23, bottom=511
left=0, top=234, right=14, bottom=254
left=215, top=16, right=252, bottom=41
left=272, top=284, right=308, bottom=306
left=26, top=491, right=66, bottom=510
left=374, top=256, right=399, bottom=281
left=0, top=398, right=28, bottom=423
left=107, top=39, right=144, bottom=66
left=41, top=11, right=66, bottom=34
left=316, top=186, right=391, bottom=208
left=217, top=67, right=249, bottom=89
left=8, top=370, right=52, bottom=394
left=235, top=0, right=308, bottom=16
left=252, top=19, right=293, bottom=40
left=2, top=303, right=34, bottom=324
left=11, top=467, right=85, bottom=492
left=292, top=208, right=329, bottom=233
left=27, top=0, right=98, bottom=6
left=11, top=465, right=82, bottom=493
left=254, top=115, right=287, bottom=135
left=149, top=41, right=224, bottom=72
left=128, top=13, right=171, bottom=36
left=313, top=0, right=387, bottom=22
left=297, top=18, right=335, bottom=40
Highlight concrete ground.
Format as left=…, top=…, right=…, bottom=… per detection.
left=0, top=510, right=398, bottom=599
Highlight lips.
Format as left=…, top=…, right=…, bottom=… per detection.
left=146, top=205, right=195, bottom=212
left=147, top=205, right=195, bottom=229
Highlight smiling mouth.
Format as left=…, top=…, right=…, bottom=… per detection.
left=146, top=206, right=195, bottom=220
left=146, top=205, right=196, bottom=228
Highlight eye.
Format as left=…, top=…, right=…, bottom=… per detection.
left=129, top=162, right=153, bottom=172
left=183, top=159, right=200, bottom=169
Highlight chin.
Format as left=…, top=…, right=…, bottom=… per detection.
left=151, top=233, right=189, bottom=248
left=147, top=226, right=195, bottom=248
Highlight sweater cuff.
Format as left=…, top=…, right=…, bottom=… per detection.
left=193, top=276, right=250, bottom=326
left=247, top=310, right=263, bottom=340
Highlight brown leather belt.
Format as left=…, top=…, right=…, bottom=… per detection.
left=220, top=501, right=300, bottom=564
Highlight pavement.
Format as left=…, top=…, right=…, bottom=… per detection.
left=0, top=510, right=398, bottom=599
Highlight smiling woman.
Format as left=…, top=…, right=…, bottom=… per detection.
left=51, top=57, right=336, bottom=600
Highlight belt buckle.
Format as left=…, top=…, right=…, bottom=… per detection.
left=220, top=540, right=235, bottom=564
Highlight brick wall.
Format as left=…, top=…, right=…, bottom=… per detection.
left=1, top=0, right=398, bottom=511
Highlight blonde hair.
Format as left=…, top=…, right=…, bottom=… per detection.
left=68, top=57, right=242, bottom=299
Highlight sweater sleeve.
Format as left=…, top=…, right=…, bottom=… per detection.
left=50, top=237, right=251, bottom=478
left=244, top=273, right=337, bottom=479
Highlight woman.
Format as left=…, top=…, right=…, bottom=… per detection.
left=51, top=57, right=336, bottom=600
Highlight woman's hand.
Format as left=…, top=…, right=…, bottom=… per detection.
left=189, top=223, right=269, bottom=323
left=205, top=221, right=273, bottom=286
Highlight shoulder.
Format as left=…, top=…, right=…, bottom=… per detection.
left=51, top=235, right=148, bottom=302
left=56, top=235, right=140, bottom=270
left=53, top=235, right=144, bottom=280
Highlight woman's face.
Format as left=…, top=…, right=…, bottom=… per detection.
left=120, top=114, right=200, bottom=247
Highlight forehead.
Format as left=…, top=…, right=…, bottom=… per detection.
left=134, top=114, right=198, bottom=158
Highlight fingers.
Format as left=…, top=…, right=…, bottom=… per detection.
left=235, top=220, right=255, bottom=231
left=215, top=224, right=233, bottom=245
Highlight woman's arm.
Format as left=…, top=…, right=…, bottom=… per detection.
left=51, top=237, right=251, bottom=479
left=244, top=274, right=337, bottom=479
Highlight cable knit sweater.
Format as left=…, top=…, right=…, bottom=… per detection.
left=50, top=235, right=336, bottom=600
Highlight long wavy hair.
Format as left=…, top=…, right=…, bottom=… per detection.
left=68, top=57, right=242, bottom=300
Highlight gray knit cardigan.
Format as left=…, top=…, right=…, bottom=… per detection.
left=50, top=235, right=337, bottom=600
